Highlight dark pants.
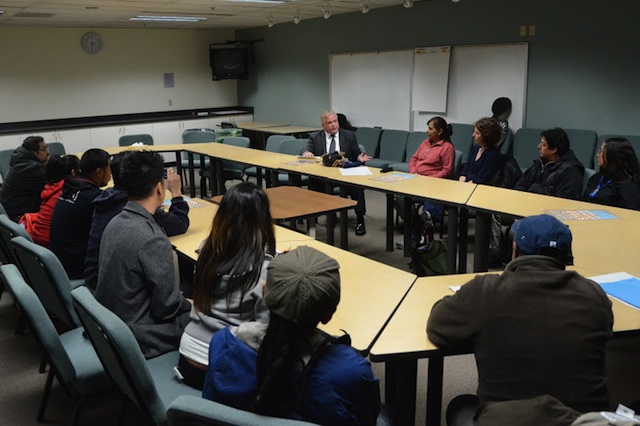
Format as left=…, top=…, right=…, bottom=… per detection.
left=308, top=177, right=366, bottom=219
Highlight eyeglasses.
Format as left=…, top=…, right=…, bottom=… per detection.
left=38, top=145, right=49, bottom=152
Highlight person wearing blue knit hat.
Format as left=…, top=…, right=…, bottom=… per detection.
left=427, top=214, right=613, bottom=424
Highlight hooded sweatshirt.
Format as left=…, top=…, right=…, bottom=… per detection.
left=0, top=147, right=45, bottom=221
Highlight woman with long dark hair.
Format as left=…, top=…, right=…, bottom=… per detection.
left=179, top=181, right=276, bottom=389
left=583, top=137, right=640, bottom=210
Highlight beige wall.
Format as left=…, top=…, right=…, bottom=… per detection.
left=0, top=26, right=237, bottom=122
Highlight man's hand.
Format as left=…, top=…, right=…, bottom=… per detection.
left=302, top=151, right=315, bottom=158
left=358, top=152, right=372, bottom=163
left=166, top=168, right=183, bottom=198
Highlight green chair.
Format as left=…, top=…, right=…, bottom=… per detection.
left=71, top=286, right=200, bottom=426
left=47, top=142, right=66, bottom=156
left=355, top=127, right=382, bottom=158
left=453, top=149, right=463, bottom=180
left=513, top=128, right=545, bottom=172
left=181, top=129, right=216, bottom=183
left=1, top=264, right=110, bottom=425
left=365, top=129, right=409, bottom=169
left=565, top=129, right=597, bottom=169
left=389, top=131, right=425, bottom=172
left=583, top=168, right=596, bottom=195
left=498, top=129, right=514, bottom=157
left=118, top=133, right=154, bottom=147
left=10, top=236, right=83, bottom=332
left=167, top=395, right=318, bottom=426
left=0, top=215, right=33, bottom=329
left=277, top=139, right=309, bottom=186
left=245, top=135, right=295, bottom=182
left=450, top=123, right=474, bottom=164
left=0, top=148, right=14, bottom=182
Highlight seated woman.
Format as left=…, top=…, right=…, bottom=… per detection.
left=459, top=117, right=503, bottom=185
left=408, top=116, right=455, bottom=226
left=21, top=154, right=79, bottom=247
left=179, top=181, right=276, bottom=389
left=203, top=246, right=381, bottom=425
left=583, top=137, right=640, bottom=210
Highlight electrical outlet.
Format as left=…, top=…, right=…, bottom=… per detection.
left=168, top=99, right=173, bottom=106
left=519, top=25, right=526, bottom=36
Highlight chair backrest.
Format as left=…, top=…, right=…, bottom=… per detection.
left=182, top=129, right=216, bottom=144
left=453, top=149, right=463, bottom=180
left=71, top=286, right=167, bottom=425
left=513, top=128, right=545, bottom=171
left=118, top=133, right=154, bottom=147
left=594, top=134, right=640, bottom=171
left=583, top=167, right=596, bottom=195
left=167, top=395, right=318, bottom=426
left=0, top=148, right=14, bottom=181
left=355, top=127, right=382, bottom=157
left=499, top=129, right=514, bottom=157
left=378, top=130, right=409, bottom=162
left=0, top=201, right=6, bottom=216
left=1, top=264, right=76, bottom=383
left=222, top=136, right=250, bottom=149
left=406, top=131, right=426, bottom=162
left=0, top=214, right=33, bottom=265
left=450, top=123, right=474, bottom=163
left=10, top=236, right=80, bottom=331
left=279, top=139, right=308, bottom=156
left=565, top=129, right=597, bottom=169
left=47, top=142, right=66, bottom=156
left=265, top=135, right=295, bottom=153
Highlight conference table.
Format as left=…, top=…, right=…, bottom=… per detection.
left=211, top=186, right=358, bottom=249
left=235, top=121, right=320, bottom=149
left=167, top=198, right=417, bottom=354
left=370, top=264, right=640, bottom=426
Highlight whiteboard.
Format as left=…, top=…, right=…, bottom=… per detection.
left=331, top=43, right=528, bottom=132
left=330, top=50, right=413, bottom=130
left=412, top=46, right=451, bottom=113
left=413, top=43, right=528, bottom=131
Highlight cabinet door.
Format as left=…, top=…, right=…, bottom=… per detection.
left=152, top=121, right=184, bottom=146
left=90, top=125, right=122, bottom=148
left=53, top=129, right=93, bottom=155
left=0, top=134, right=21, bottom=151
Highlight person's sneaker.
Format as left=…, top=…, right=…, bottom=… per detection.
left=355, top=223, right=366, bottom=236
left=420, top=210, right=434, bottom=228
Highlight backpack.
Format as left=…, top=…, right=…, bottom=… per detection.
left=409, top=239, right=448, bottom=277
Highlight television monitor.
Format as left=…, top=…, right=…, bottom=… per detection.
left=209, top=47, right=249, bottom=81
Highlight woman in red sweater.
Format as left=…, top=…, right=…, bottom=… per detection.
left=22, top=154, right=79, bottom=246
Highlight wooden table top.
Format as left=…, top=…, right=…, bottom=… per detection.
left=211, top=186, right=357, bottom=220
left=280, top=239, right=417, bottom=353
left=369, top=265, right=640, bottom=360
left=235, top=121, right=290, bottom=130
left=263, top=125, right=322, bottom=134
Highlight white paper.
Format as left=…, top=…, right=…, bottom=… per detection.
left=449, top=286, right=461, bottom=292
left=589, top=272, right=635, bottom=284
left=339, top=167, right=373, bottom=176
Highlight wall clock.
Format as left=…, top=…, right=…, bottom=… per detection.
left=81, top=31, right=103, bottom=54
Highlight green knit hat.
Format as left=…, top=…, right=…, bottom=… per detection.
left=265, top=246, right=341, bottom=328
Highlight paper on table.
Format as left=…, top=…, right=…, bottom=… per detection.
left=339, top=167, right=373, bottom=176
left=590, top=272, right=640, bottom=310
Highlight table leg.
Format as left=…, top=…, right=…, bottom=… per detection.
left=174, top=151, right=183, bottom=192
left=458, top=208, right=469, bottom=274
left=385, top=194, right=394, bottom=252
left=188, top=152, right=196, bottom=198
left=426, top=355, right=444, bottom=426
left=474, top=211, right=491, bottom=272
left=403, top=196, right=413, bottom=257
left=256, top=166, right=263, bottom=188
left=339, top=209, right=348, bottom=250
left=385, top=360, right=418, bottom=426
left=446, top=206, right=458, bottom=274
left=215, top=158, right=224, bottom=195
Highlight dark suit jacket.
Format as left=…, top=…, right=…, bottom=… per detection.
left=303, top=129, right=362, bottom=162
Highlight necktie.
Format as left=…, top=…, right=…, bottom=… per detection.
left=329, top=134, right=336, bottom=153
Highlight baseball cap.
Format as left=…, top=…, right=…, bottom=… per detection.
left=512, top=214, right=572, bottom=257
left=265, top=246, right=341, bottom=328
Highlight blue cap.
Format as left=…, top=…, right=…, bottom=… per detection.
left=512, top=214, right=572, bottom=256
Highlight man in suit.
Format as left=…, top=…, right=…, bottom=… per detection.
left=302, top=110, right=372, bottom=235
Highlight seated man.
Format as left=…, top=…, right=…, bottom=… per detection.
left=49, top=149, right=111, bottom=279
left=84, top=151, right=190, bottom=290
left=301, top=110, right=372, bottom=236
left=0, top=136, right=49, bottom=221
left=94, top=151, right=191, bottom=359
left=427, top=214, right=612, bottom=418
left=514, top=127, right=584, bottom=199
left=203, top=246, right=380, bottom=425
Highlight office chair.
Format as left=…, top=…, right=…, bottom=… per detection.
left=119, top=133, right=154, bottom=147
left=365, top=129, right=409, bottom=169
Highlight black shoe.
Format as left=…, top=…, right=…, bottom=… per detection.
left=355, top=223, right=366, bottom=236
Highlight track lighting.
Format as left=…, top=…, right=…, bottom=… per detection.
left=322, top=7, right=331, bottom=19
left=402, top=0, right=413, bottom=8
left=293, top=10, right=300, bottom=23
left=360, top=1, right=370, bottom=13
left=266, top=14, right=274, bottom=27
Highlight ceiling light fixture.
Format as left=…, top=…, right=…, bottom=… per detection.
left=402, top=0, right=413, bottom=7
left=293, top=11, right=301, bottom=24
left=360, top=1, right=370, bottom=13
left=322, top=3, right=331, bottom=19
left=452, top=0, right=461, bottom=2
left=129, top=15, right=207, bottom=22
left=266, top=15, right=274, bottom=27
